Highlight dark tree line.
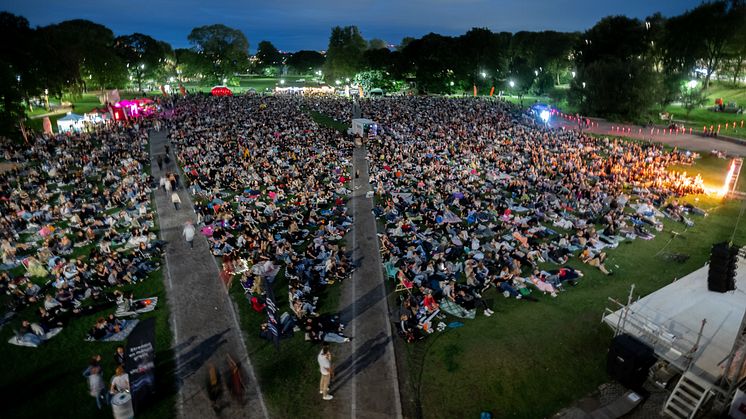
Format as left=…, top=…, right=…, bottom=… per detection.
left=2, top=0, right=746, bottom=138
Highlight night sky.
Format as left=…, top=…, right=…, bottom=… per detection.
left=4, top=0, right=704, bottom=52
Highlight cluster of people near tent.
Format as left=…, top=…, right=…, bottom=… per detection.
left=328, top=96, right=704, bottom=342
left=165, top=94, right=354, bottom=343
left=0, top=121, right=163, bottom=347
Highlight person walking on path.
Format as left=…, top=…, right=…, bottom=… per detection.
left=156, top=155, right=163, bottom=171
left=318, top=345, right=334, bottom=401
left=171, top=192, right=181, bottom=210
left=165, top=178, right=172, bottom=194
left=183, top=221, right=195, bottom=248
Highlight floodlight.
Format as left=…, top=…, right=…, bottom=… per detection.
left=539, top=110, right=550, bottom=123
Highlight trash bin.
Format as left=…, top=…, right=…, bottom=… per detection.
left=111, top=392, right=134, bottom=419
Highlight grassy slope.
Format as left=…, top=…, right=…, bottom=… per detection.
left=665, top=81, right=746, bottom=139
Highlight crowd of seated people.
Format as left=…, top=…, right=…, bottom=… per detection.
left=166, top=94, right=353, bottom=343
left=0, top=119, right=164, bottom=346
left=305, top=96, right=704, bottom=341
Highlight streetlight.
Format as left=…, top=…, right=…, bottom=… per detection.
left=509, top=80, right=515, bottom=88
left=280, top=79, right=285, bottom=85
left=480, top=71, right=486, bottom=79
left=450, top=81, right=454, bottom=86
left=571, top=71, right=576, bottom=78
left=534, top=69, right=539, bottom=76
left=140, top=64, right=145, bottom=70
left=222, top=78, right=227, bottom=85
left=582, top=82, right=586, bottom=89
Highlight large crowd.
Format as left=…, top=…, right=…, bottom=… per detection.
left=0, top=92, right=710, bottom=411
left=0, top=116, right=165, bottom=407
left=166, top=94, right=355, bottom=343
left=342, top=97, right=703, bottom=340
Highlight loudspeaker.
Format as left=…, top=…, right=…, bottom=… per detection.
left=708, top=242, right=737, bottom=293
left=607, top=334, right=656, bottom=390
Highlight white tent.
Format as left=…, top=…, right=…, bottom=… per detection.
left=56, top=113, right=85, bottom=133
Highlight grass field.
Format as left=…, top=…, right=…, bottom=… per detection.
left=401, top=155, right=746, bottom=419
left=0, top=247, right=176, bottom=419
left=665, top=81, right=746, bottom=140
left=228, top=272, right=343, bottom=419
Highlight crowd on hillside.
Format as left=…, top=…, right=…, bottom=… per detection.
left=0, top=120, right=164, bottom=348
left=328, top=96, right=703, bottom=340
left=166, top=94, right=354, bottom=343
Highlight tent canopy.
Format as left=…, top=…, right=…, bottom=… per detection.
left=57, top=113, right=84, bottom=121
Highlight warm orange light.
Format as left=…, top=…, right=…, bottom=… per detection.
left=718, top=159, right=737, bottom=197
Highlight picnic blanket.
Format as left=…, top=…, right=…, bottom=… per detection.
left=86, top=319, right=139, bottom=342
left=439, top=299, right=476, bottom=320
left=8, top=327, right=62, bottom=348
left=115, top=297, right=159, bottom=318
left=442, top=209, right=462, bottom=224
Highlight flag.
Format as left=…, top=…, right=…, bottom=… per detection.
left=264, top=278, right=280, bottom=349
left=489, top=86, right=495, bottom=97
left=43, top=116, right=53, bottom=135
left=179, top=84, right=186, bottom=97
left=160, top=85, right=167, bottom=96
left=473, top=85, right=477, bottom=97
left=358, top=85, right=364, bottom=98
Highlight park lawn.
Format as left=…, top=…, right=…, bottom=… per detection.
left=0, top=267, right=176, bottom=419
left=668, top=153, right=746, bottom=193
left=402, top=158, right=746, bottom=418
left=413, top=199, right=746, bottom=419
left=228, top=269, right=343, bottom=419
left=665, top=81, right=746, bottom=140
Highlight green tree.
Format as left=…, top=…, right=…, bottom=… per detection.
left=37, top=19, right=119, bottom=95
left=256, top=40, right=283, bottom=71
left=187, top=24, right=250, bottom=84
left=323, top=26, right=367, bottom=82
left=725, top=4, right=746, bottom=86
left=115, top=33, right=172, bottom=91
left=0, top=12, right=37, bottom=138
left=287, top=50, right=325, bottom=74
left=174, top=48, right=204, bottom=81
left=569, top=16, right=658, bottom=119
left=455, top=28, right=509, bottom=88
left=680, top=81, right=708, bottom=120
left=400, top=33, right=459, bottom=93
left=368, top=38, right=388, bottom=50
left=353, top=70, right=398, bottom=92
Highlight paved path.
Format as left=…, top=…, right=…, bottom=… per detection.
left=555, top=118, right=746, bottom=157
left=322, top=143, right=403, bottom=419
left=148, top=129, right=268, bottom=419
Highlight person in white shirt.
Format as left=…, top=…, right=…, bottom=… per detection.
left=183, top=221, right=196, bottom=249
left=317, top=345, right=333, bottom=400
left=171, top=192, right=181, bottom=210
left=109, top=366, right=130, bottom=395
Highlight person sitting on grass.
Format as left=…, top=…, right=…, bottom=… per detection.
left=455, top=288, right=494, bottom=316
left=580, top=246, right=612, bottom=275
